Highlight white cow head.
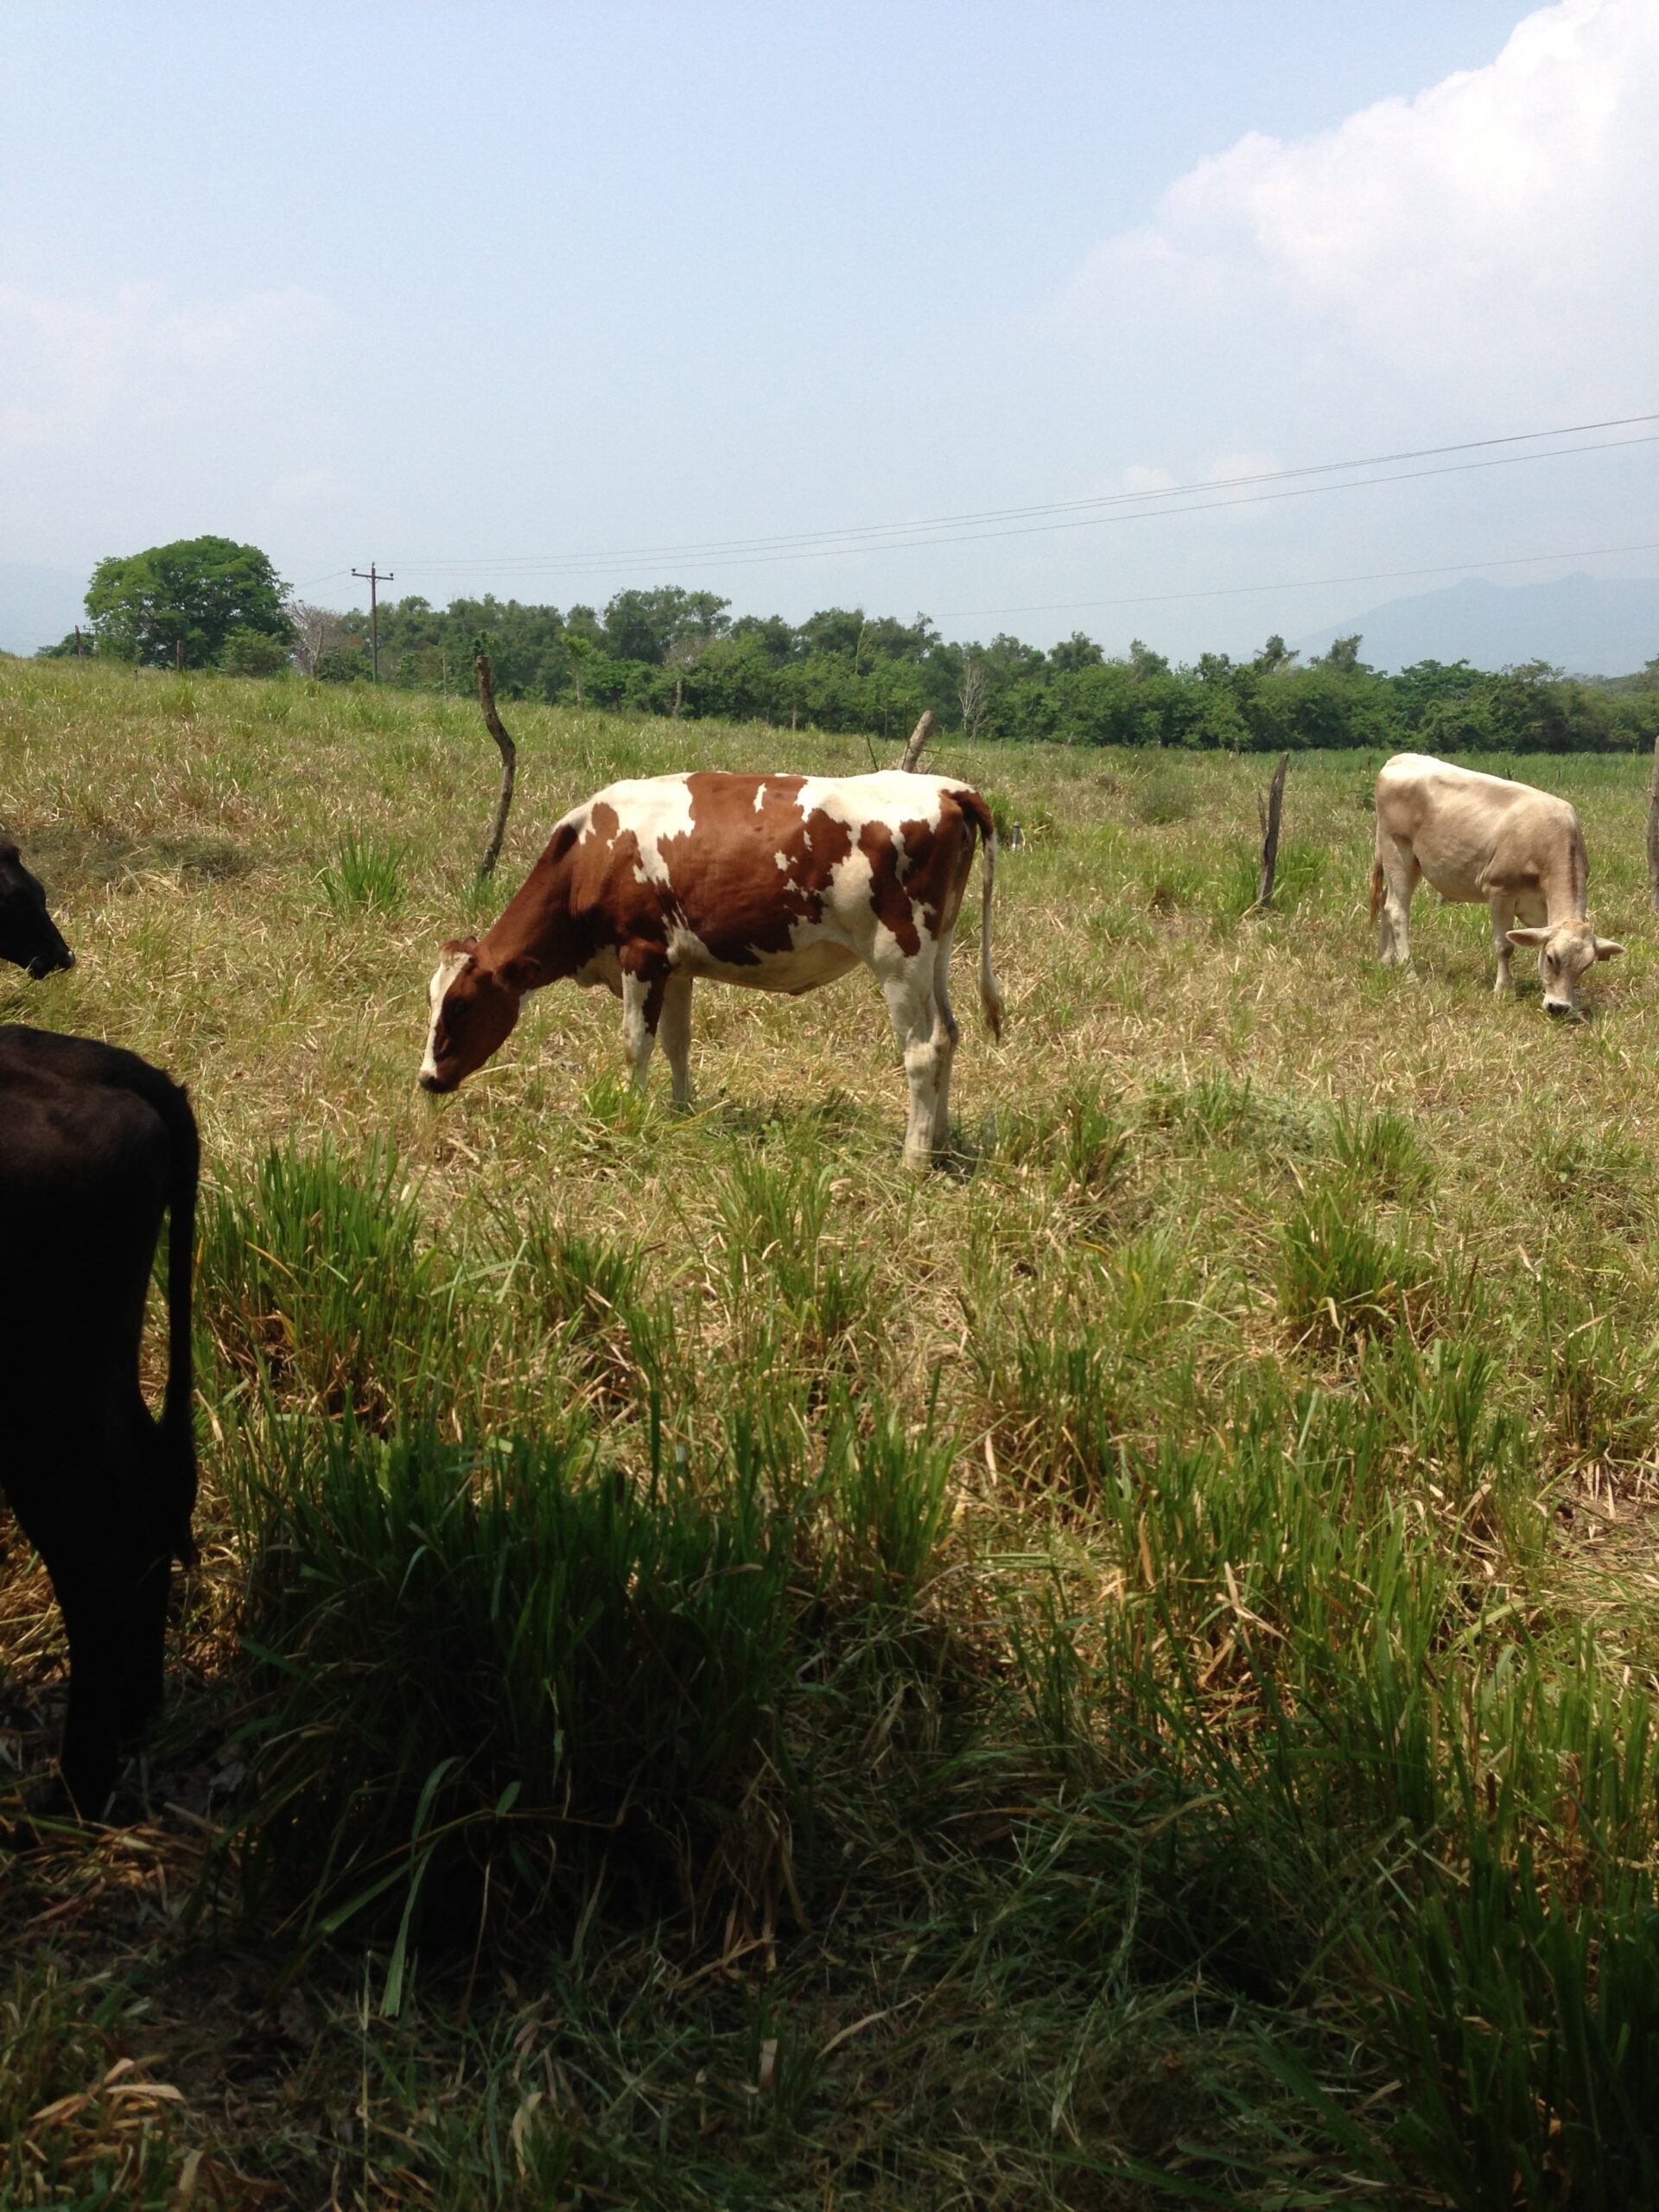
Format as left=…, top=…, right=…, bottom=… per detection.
left=1506, top=920, right=1624, bottom=1016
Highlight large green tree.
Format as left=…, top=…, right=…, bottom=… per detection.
left=86, top=536, right=290, bottom=669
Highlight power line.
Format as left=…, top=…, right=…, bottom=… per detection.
left=380, top=430, right=1659, bottom=587
left=386, top=409, right=1659, bottom=581
left=933, top=537, right=1659, bottom=625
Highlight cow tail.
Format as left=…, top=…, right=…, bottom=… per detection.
left=1369, top=856, right=1385, bottom=925
left=122, top=1061, right=200, bottom=1567
left=162, top=1082, right=200, bottom=1566
left=955, top=790, right=1005, bottom=1041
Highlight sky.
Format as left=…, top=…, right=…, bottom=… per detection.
left=3, top=0, right=1656, bottom=658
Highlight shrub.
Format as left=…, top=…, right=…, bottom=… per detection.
left=224, top=1418, right=816, bottom=1961
left=219, top=626, right=291, bottom=677
left=1279, top=1186, right=1430, bottom=1352
left=320, top=830, right=406, bottom=915
left=1132, top=772, right=1192, bottom=826
left=197, top=1141, right=452, bottom=1429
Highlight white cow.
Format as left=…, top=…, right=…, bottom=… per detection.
left=1370, top=753, right=1623, bottom=1014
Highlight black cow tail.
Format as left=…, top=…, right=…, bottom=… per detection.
left=128, top=1065, right=200, bottom=1568
left=163, top=1082, right=200, bottom=1566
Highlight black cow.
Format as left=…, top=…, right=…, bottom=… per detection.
left=0, top=843, right=74, bottom=977
left=0, top=1027, right=199, bottom=1817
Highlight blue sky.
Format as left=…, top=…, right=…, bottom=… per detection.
left=3, top=1, right=1654, bottom=656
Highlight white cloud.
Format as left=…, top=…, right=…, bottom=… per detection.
left=0, top=283, right=334, bottom=448
left=1065, top=0, right=1659, bottom=435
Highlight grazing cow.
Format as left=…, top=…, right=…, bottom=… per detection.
left=0, top=1027, right=198, bottom=1818
left=420, top=770, right=1003, bottom=1166
left=0, top=842, right=74, bottom=976
left=1370, top=753, right=1624, bottom=1014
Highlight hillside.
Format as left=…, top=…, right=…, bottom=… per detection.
left=1296, top=569, right=1659, bottom=675
left=0, top=559, right=84, bottom=656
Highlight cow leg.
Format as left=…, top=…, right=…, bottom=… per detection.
left=928, top=930, right=962, bottom=1153
left=44, top=1542, right=132, bottom=1819
left=658, top=974, right=695, bottom=1106
left=1490, top=894, right=1517, bottom=994
left=122, top=1553, right=172, bottom=1735
left=880, top=961, right=946, bottom=1169
left=620, top=969, right=667, bottom=1093
left=123, top=1431, right=174, bottom=1734
left=1378, top=838, right=1419, bottom=968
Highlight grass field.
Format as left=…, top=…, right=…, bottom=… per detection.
left=3, top=655, right=1659, bottom=2209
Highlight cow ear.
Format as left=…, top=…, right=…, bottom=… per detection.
left=441, top=935, right=480, bottom=960
left=1594, top=937, right=1625, bottom=961
left=495, top=953, right=541, bottom=993
left=1506, top=927, right=1550, bottom=947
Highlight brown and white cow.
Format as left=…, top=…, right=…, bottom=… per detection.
left=1370, top=753, right=1623, bottom=1015
left=420, top=770, right=1003, bottom=1165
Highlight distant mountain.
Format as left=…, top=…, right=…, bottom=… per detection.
left=1294, top=572, right=1659, bottom=677
left=0, top=562, right=86, bottom=656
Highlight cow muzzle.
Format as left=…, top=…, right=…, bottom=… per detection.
left=418, top=1070, right=456, bottom=1094
left=1543, top=1000, right=1576, bottom=1020
left=26, top=944, right=74, bottom=979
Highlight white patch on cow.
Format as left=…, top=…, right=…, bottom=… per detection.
left=665, top=922, right=718, bottom=970
left=793, top=772, right=948, bottom=837
left=753, top=784, right=767, bottom=810
left=574, top=946, right=624, bottom=996
left=421, top=949, right=472, bottom=1078
left=773, top=850, right=790, bottom=870
left=590, top=775, right=696, bottom=893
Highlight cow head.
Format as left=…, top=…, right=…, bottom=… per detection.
left=0, top=843, right=74, bottom=977
left=1506, top=920, right=1623, bottom=1015
left=419, top=938, right=534, bottom=1091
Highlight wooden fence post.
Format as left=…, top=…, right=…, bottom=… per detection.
left=899, top=709, right=936, bottom=772
left=474, top=652, right=518, bottom=879
left=1255, top=752, right=1289, bottom=910
left=1646, top=731, right=1659, bottom=914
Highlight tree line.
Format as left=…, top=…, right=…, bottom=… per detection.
left=39, top=536, right=1659, bottom=753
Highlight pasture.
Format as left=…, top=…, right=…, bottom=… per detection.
left=3, top=654, right=1659, bottom=2209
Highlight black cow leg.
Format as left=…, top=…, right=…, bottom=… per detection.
left=49, top=1558, right=132, bottom=1819
left=121, top=1550, right=172, bottom=1736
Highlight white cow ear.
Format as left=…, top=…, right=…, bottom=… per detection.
left=1594, top=937, right=1625, bottom=961
left=1506, top=927, right=1550, bottom=947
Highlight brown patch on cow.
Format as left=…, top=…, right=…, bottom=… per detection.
left=901, top=804, right=977, bottom=937
left=858, top=820, right=923, bottom=956
left=480, top=802, right=671, bottom=987
left=652, top=774, right=857, bottom=966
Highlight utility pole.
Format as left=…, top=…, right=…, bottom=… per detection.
left=352, top=563, right=394, bottom=683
